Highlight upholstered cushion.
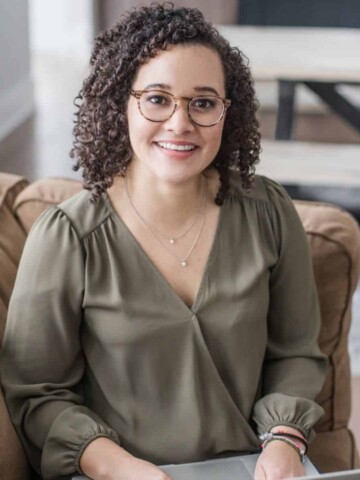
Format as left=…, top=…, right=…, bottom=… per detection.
left=11, top=184, right=360, bottom=442
left=13, top=177, right=83, bottom=233
left=0, top=388, right=31, bottom=480
left=308, top=428, right=360, bottom=473
left=0, top=173, right=28, bottom=344
left=295, top=200, right=360, bottom=471
left=0, top=172, right=31, bottom=480
left=2, top=177, right=360, bottom=475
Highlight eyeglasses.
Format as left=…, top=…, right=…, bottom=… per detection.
left=130, top=89, right=231, bottom=127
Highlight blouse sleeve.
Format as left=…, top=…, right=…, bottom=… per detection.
left=0, top=207, right=120, bottom=479
left=251, top=177, right=329, bottom=440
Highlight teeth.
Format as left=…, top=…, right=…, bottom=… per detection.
left=157, top=142, right=196, bottom=151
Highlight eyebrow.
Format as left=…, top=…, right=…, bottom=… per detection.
left=144, top=83, right=171, bottom=90
left=194, top=86, right=220, bottom=96
left=143, top=83, right=221, bottom=96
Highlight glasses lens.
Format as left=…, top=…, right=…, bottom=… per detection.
left=189, top=97, right=224, bottom=126
left=139, top=90, right=174, bottom=121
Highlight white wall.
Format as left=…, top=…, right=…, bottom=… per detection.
left=0, top=0, right=34, bottom=141
left=96, top=0, right=239, bottom=30
left=30, top=0, right=93, bottom=58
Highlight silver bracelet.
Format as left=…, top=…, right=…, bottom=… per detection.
left=259, top=433, right=306, bottom=463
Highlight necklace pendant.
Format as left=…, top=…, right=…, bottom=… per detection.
left=169, top=238, right=175, bottom=245
left=181, top=260, right=187, bottom=267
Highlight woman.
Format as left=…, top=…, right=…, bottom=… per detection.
left=1, top=3, right=328, bottom=480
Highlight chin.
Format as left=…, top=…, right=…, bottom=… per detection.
left=156, top=171, right=198, bottom=185
left=146, top=163, right=199, bottom=185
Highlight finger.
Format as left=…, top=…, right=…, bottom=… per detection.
left=254, top=463, right=267, bottom=480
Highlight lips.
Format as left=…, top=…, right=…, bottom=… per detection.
left=157, top=142, right=197, bottom=152
left=154, top=140, right=199, bottom=153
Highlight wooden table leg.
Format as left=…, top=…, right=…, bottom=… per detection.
left=275, top=80, right=297, bottom=140
left=304, top=81, right=360, bottom=133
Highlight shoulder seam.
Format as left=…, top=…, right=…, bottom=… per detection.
left=55, top=205, right=112, bottom=241
left=83, top=213, right=113, bottom=241
left=53, top=206, right=82, bottom=241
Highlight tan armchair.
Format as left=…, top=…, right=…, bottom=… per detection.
left=1, top=172, right=359, bottom=479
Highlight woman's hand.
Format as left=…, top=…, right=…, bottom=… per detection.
left=99, top=455, right=173, bottom=480
left=254, top=440, right=306, bottom=480
left=80, top=437, right=173, bottom=480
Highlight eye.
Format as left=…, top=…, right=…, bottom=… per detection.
left=192, top=98, right=216, bottom=110
left=145, top=93, right=171, bottom=106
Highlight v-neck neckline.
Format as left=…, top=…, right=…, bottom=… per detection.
left=103, top=191, right=226, bottom=316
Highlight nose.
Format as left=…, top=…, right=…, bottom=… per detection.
left=164, top=100, right=195, bottom=134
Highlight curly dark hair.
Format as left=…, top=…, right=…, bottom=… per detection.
left=71, top=2, right=261, bottom=204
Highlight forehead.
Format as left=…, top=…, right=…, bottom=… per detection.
left=132, top=44, right=226, bottom=95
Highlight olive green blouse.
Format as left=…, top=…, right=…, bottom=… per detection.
left=1, top=174, right=328, bottom=479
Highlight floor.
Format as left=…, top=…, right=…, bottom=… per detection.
left=1, top=50, right=360, bottom=453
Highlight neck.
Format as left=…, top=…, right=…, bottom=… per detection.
left=124, top=168, right=207, bottom=229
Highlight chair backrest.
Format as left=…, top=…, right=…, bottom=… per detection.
left=0, top=174, right=359, bottom=476
left=0, top=173, right=31, bottom=480
left=295, top=201, right=360, bottom=472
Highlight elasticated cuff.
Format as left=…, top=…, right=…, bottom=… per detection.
left=75, top=431, right=121, bottom=474
left=41, top=406, right=121, bottom=479
left=252, top=393, right=324, bottom=442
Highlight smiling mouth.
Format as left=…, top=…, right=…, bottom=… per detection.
left=155, top=142, right=197, bottom=152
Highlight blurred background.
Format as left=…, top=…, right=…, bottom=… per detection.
left=1, top=0, right=360, bottom=180
left=0, top=0, right=360, bottom=449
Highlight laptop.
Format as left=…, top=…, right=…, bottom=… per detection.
left=72, top=452, right=322, bottom=479
left=293, top=473, right=360, bottom=480
left=159, top=453, right=318, bottom=479
left=160, top=456, right=360, bottom=479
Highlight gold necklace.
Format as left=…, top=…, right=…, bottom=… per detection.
left=125, top=176, right=208, bottom=267
left=125, top=175, right=206, bottom=245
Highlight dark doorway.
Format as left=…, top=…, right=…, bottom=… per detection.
left=239, top=0, right=360, bottom=28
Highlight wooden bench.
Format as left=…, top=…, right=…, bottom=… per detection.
left=218, top=26, right=360, bottom=138
left=257, top=140, right=360, bottom=222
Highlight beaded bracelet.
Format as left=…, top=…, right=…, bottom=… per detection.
left=268, top=431, right=308, bottom=454
left=261, top=436, right=305, bottom=463
left=270, top=428, right=307, bottom=442
left=259, top=433, right=306, bottom=463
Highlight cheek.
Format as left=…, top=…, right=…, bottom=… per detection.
left=127, top=102, right=144, bottom=128
left=127, top=106, right=156, bottom=146
left=126, top=105, right=138, bottom=143
left=206, top=123, right=225, bottom=150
